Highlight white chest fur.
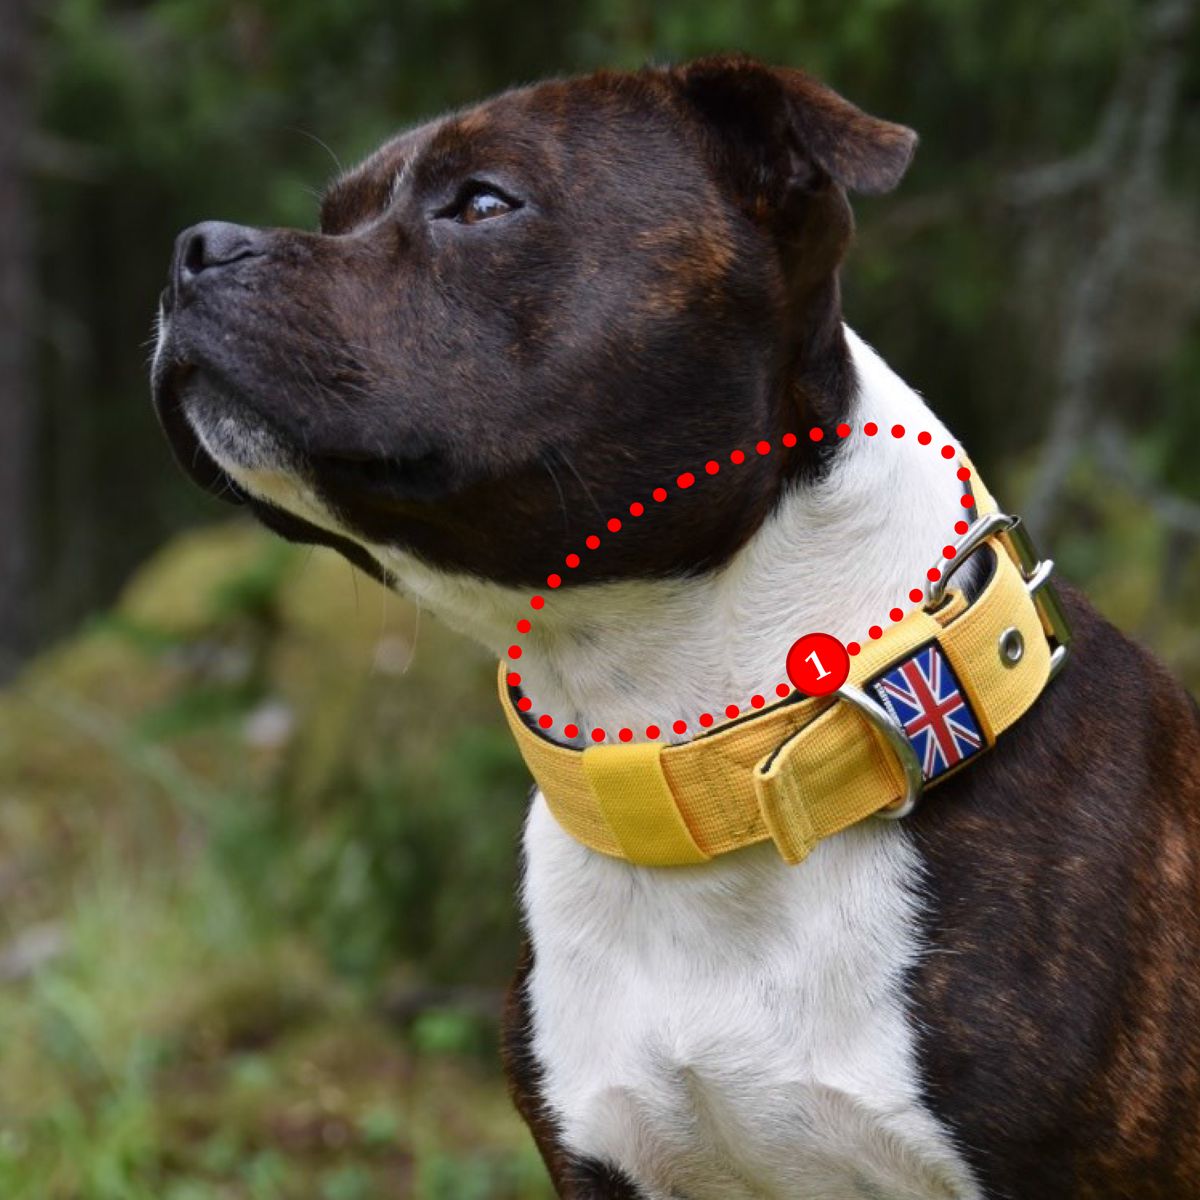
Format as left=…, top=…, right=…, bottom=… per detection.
left=521, top=802, right=979, bottom=1200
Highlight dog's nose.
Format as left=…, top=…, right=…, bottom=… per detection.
left=170, top=220, right=266, bottom=302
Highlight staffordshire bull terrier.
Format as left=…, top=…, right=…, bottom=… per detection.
left=152, top=54, right=1200, bottom=1200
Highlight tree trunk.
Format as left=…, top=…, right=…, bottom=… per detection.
left=0, top=0, right=36, bottom=680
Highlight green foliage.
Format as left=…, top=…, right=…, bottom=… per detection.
left=28, top=0, right=1200, bottom=641
left=0, top=525, right=544, bottom=1197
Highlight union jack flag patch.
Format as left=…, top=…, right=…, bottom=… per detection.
left=869, top=643, right=985, bottom=782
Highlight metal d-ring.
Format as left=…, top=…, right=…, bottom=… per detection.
left=835, top=683, right=924, bottom=820
left=925, top=512, right=1018, bottom=609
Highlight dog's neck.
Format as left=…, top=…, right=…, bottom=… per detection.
left=379, top=327, right=969, bottom=745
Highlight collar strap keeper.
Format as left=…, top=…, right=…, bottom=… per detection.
left=499, top=463, right=1072, bottom=867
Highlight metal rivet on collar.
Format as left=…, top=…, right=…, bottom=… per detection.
left=999, top=627, right=1025, bottom=666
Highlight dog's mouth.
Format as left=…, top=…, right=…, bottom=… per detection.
left=152, top=361, right=249, bottom=507
left=150, top=345, right=474, bottom=590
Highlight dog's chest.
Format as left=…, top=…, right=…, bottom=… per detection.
left=521, top=797, right=980, bottom=1200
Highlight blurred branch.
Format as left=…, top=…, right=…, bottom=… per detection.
left=382, top=983, right=506, bottom=1026
left=0, top=0, right=36, bottom=680
left=26, top=132, right=112, bottom=182
left=1003, top=152, right=1106, bottom=206
left=1094, top=422, right=1200, bottom=540
left=1023, top=0, right=1198, bottom=534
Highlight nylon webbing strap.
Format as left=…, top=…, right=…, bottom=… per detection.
left=581, top=741, right=710, bottom=865
left=498, top=460, right=1057, bottom=867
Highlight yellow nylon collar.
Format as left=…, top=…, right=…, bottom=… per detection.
left=498, top=464, right=1071, bottom=867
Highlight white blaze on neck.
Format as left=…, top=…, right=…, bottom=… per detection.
left=511, top=327, right=982, bottom=1200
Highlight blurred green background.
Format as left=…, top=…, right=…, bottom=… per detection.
left=0, top=0, right=1198, bottom=1196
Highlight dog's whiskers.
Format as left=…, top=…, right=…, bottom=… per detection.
left=540, top=452, right=572, bottom=536
left=550, top=446, right=605, bottom=522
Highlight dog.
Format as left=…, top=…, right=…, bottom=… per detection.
left=151, top=54, right=1200, bottom=1200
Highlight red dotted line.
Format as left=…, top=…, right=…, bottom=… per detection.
left=507, top=423, right=974, bottom=742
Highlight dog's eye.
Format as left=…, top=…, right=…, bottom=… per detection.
left=447, top=185, right=519, bottom=225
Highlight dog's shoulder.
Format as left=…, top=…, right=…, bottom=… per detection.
left=907, top=577, right=1200, bottom=1197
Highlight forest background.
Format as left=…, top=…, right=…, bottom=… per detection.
left=0, top=1, right=1197, bottom=1196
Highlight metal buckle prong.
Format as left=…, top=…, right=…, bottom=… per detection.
left=925, top=512, right=1017, bottom=609
left=835, top=683, right=924, bottom=819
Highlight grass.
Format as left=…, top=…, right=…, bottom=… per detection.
left=0, top=855, right=551, bottom=1199
left=0, top=522, right=549, bottom=1198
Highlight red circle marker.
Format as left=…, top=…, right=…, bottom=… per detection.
left=783, top=432, right=797, bottom=447
left=547, top=574, right=561, bottom=588
left=508, top=645, right=522, bottom=659
left=517, top=619, right=531, bottom=633
left=928, top=567, right=941, bottom=582
left=507, top=672, right=521, bottom=686
left=699, top=713, right=714, bottom=727
left=955, top=519, right=969, bottom=535
left=653, top=487, right=667, bottom=502
left=785, top=633, right=850, bottom=696
left=608, top=517, right=622, bottom=531
left=539, top=714, right=552, bottom=728
left=809, top=427, right=823, bottom=441
left=756, top=441, right=770, bottom=455
left=630, top=502, right=644, bottom=515
left=909, top=588, right=923, bottom=603
left=586, top=535, right=600, bottom=549
left=518, top=697, right=532, bottom=711
left=847, top=641, right=861, bottom=656
left=890, top=607, right=903, bottom=622
left=941, top=445, right=955, bottom=459
left=564, top=723, right=578, bottom=738
left=619, top=728, right=632, bottom=742
left=705, top=461, right=719, bottom=474
left=943, top=544, right=957, bottom=558
left=776, top=683, right=790, bottom=697
left=864, top=422, right=878, bottom=436
left=960, top=494, right=974, bottom=507
left=566, top=554, right=579, bottom=568
left=725, top=704, right=740, bottom=719
left=646, top=725, right=660, bottom=739
left=751, top=694, right=765, bottom=708
left=673, top=719, right=687, bottom=734
left=731, top=450, right=745, bottom=464
left=530, top=596, right=544, bottom=609
left=891, top=424, right=905, bottom=438
left=678, top=473, right=695, bottom=488
left=957, top=466, right=971, bottom=481
left=918, top=431, right=931, bottom=445
left=592, top=728, right=605, bottom=742
left=869, top=625, right=883, bottom=640
left=837, top=423, right=851, bottom=438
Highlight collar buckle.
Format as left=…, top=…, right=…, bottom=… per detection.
left=925, top=511, right=1073, bottom=681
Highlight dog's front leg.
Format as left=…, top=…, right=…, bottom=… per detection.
left=502, top=939, right=647, bottom=1199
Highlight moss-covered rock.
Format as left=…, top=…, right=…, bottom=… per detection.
left=0, top=521, right=544, bottom=1199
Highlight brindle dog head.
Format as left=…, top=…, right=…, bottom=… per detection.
left=151, top=55, right=915, bottom=588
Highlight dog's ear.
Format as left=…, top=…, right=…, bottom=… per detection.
left=672, top=55, right=917, bottom=205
